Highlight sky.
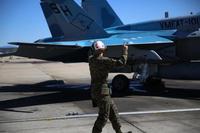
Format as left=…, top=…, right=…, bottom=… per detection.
left=1, top=0, right=200, bottom=47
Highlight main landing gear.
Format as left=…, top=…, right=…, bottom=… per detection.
left=111, top=74, right=129, bottom=92
left=111, top=63, right=165, bottom=93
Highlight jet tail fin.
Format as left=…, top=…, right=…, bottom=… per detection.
left=82, top=0, right=123, bottom=28
left=40, top=0, right=108, bottom=41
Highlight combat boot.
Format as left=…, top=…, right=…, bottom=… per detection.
left=116, top=129, right=132, bottom=133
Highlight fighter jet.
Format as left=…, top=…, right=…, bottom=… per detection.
left=9, top=0, right=200, bottom=92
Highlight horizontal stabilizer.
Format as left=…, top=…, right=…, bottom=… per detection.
left=9, top=42, right=82, bottom=48
left=9, top=42, right=89, bottom=62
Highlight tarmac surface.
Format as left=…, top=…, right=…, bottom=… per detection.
left=0, top=56, right=200, bottom=133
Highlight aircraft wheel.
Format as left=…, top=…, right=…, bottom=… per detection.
left=144, top=77, right=165, bottom=93
left=112, top=74, right=129, bottom=93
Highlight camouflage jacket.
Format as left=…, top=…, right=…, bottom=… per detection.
left=89, top=49, right=128, bottom=98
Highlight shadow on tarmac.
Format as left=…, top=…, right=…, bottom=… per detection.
left=0, top=80, right=91, bottom=110
left=0, top=80, right=200, bottom=110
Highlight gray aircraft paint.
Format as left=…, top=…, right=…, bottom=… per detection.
left=111, top=15, right=200, bottom=32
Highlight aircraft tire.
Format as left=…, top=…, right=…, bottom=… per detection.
left=112, top=74, right=129, bottom=93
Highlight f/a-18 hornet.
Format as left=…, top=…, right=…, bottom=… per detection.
left=10, top=0, right=200, bottom=92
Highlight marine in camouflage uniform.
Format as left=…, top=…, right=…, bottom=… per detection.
left=88, top=41, right=128, bottom=133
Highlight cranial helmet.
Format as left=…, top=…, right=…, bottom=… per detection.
left=92, top=40, right=106, bottom=51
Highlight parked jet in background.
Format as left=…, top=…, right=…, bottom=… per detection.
left=9, top=0, right=200, bottom=92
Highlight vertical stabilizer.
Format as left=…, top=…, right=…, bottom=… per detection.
left=40, top=0, right=108, bottom=41
left=82, top=0, right=123, bottom=28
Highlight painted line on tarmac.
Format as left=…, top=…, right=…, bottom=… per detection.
left=65, top=108, right=200, bottom=119
left=1, top=108, right=200, bottom=123
left=119, top=108, right=200, bottom=115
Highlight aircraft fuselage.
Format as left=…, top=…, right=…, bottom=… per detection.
left=109, top=15, right=200, bottom=31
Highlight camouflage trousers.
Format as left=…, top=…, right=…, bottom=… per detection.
left=92, top=95, right=122, bottom=133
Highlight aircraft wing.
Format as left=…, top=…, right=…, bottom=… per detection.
left=104, top=35, right=173, bottom=46
left=9, top=32, right=173, bottom=48
left=8, top=33, right=173, bottom=63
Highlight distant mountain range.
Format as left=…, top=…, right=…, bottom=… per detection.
left=0, top=47, right=17, bottom=54
left=0, top=45, right=17, bottom=48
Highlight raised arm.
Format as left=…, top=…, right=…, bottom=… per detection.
left=103, top=45, right=128, bottom=68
